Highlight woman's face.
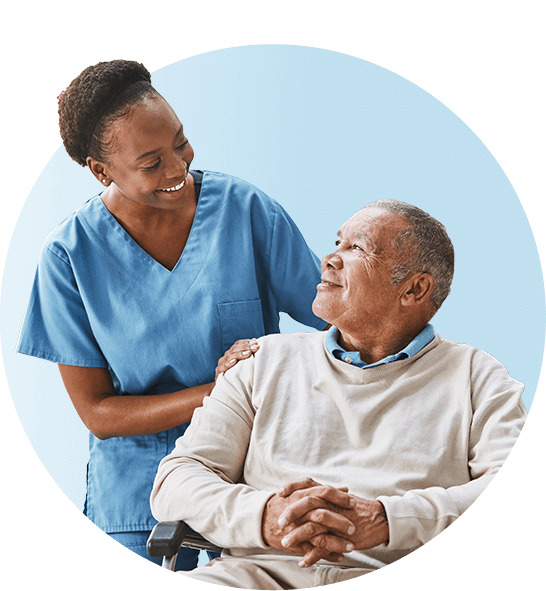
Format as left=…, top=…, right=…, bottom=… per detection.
left=99, top=96, right=195, bottom=210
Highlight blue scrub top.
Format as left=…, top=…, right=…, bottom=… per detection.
left=17, top=171, right=327, bottom=533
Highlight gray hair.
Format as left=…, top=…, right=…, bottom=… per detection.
left=365, top=199, right=455, bottom=312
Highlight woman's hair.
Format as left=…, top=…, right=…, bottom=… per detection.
left=58, top=59, right=158, bottom=166
left=365, top=199, right=455, bottom=312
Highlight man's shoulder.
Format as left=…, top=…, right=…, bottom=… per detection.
left=256, top=331, right=325, bottom=356
left=244, top=332, right=326, bottom=388
left=426, top=334, right=515, bottom=375
left=431, top=334, right=489, bottom=357
left=258, top=331, right=325, bottom=345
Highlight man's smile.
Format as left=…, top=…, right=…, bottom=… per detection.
left=318, top=277, right=342, bottom=288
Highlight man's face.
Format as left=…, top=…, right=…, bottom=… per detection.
left=312, top=208, right=410, bottom=338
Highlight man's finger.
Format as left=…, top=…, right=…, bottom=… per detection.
left=281, top=521, right=355, bottom=554
left=277, top=478, right=350, bottom=499
left=297, top=534, right=353, bottom=568
left=277, top=477, right=321, bottom=497
left=279, top=482, right=354, bottom=510
left=278, top=492, right=355, bottom=526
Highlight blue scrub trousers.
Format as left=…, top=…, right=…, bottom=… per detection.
left=109, top=531, right=221, bottom=570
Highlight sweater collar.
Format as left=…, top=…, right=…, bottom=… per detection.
left=325, top=324, right=435, bottom=369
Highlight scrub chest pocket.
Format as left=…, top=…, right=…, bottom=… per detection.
left=218, top=300, right=266, bottom=353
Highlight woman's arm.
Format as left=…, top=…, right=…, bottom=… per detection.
left=58, top=338, right=259, bottom=440
left=58, top=364, right=211, bottom=440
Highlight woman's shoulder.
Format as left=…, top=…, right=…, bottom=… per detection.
left=42, top=195, right=104, bottom=255
left=201, top=171, right=277, bottom=204
left=200, top=171, right=286, bottom=232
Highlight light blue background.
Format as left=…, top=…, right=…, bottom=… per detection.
left=1, top=45, right=543, bottom=513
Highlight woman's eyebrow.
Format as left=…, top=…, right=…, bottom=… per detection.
left=136, top=148, right=161, bottom=161
left=136, top=125, right=184, bottom=161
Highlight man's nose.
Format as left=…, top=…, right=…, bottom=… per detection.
left=322, top=252, right=343, bottom=270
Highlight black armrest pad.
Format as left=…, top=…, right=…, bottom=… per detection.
left=147, top=521, right=194, bottom=557
left=147, top=521, right=222, bottom=557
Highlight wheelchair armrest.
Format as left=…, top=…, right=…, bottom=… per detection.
left=147, top=521, right=222, bottom=558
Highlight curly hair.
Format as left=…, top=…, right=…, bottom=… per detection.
left=58, top=60, right=158, bottom=166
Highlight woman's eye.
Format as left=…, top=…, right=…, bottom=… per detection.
left=352, top=244, right=363, bottom=251
left=142, top=160, right=161, bottom=171
left=176, top=140, right=189, bottom=150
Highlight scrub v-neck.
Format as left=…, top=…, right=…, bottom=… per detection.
left=94, top=172, right=217, bottom=302
left=97, top=197, right=195, bottom=274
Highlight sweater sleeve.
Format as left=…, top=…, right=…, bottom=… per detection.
left=377, top=349, right=526, bottom=551
left=150, top=356, right=274, bottom=549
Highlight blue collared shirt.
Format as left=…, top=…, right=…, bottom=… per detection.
left=325, top=324, right=435, bottom=369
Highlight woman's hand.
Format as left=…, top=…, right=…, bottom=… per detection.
left=215, top=338, right=259, bottom=380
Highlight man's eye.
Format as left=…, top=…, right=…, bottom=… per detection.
left=176, top=140, right=189, bottom=150
left=352, top=244, right=363, bottom=250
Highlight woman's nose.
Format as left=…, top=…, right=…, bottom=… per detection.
left=164, top=153, right=187, bottom=179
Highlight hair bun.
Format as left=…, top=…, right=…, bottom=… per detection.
left=95, top=61, right=151, bottom=102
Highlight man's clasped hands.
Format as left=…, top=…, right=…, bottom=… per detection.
left=261, top=477, right=389, bottom=568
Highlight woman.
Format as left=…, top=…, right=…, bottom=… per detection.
left=17, top=60, right=327, bottom=569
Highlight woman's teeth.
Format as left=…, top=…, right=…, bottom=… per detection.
left=161, top=180, right=185, bottom=192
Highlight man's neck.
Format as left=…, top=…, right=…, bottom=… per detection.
left=338, top=324, right=429, bottom=365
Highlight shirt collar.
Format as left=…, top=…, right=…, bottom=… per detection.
left=325, top=324, right=435, bottom=369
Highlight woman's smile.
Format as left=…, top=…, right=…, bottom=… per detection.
left=158, top=178, right=187, bottom=193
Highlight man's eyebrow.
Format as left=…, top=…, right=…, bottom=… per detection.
left=338, top=229, right=379, bottom=254
left=136, top=124, right=184, bottom=161
left=355, top=231, right=369, bottom=244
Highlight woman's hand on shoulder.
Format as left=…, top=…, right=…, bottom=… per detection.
left=215, top=338, right=259, bottom=380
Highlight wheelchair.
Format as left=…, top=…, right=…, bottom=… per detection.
left=147, top=521, right=222, bottom=571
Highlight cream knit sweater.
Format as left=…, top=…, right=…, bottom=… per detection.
left=151, top=331, right=526, bottom=570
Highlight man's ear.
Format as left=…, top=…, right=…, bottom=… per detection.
left=400, top=273, right=435, bottom=306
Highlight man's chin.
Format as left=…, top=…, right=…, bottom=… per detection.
left=312, top=301, right=333, bottom=325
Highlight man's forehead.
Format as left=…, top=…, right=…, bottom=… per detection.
left=337, top=228, right=368, bottom=238
left=339, top=208, right=404, bottom=237
left=338, top=207, right=399, bottom=236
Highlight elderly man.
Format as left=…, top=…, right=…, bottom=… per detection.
left=151, top=200, right=526, bottom=589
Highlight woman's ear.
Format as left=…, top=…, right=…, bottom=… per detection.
left=400, top=273, right=435, bottom=306
left=86, top=157, right=111, bottom=186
